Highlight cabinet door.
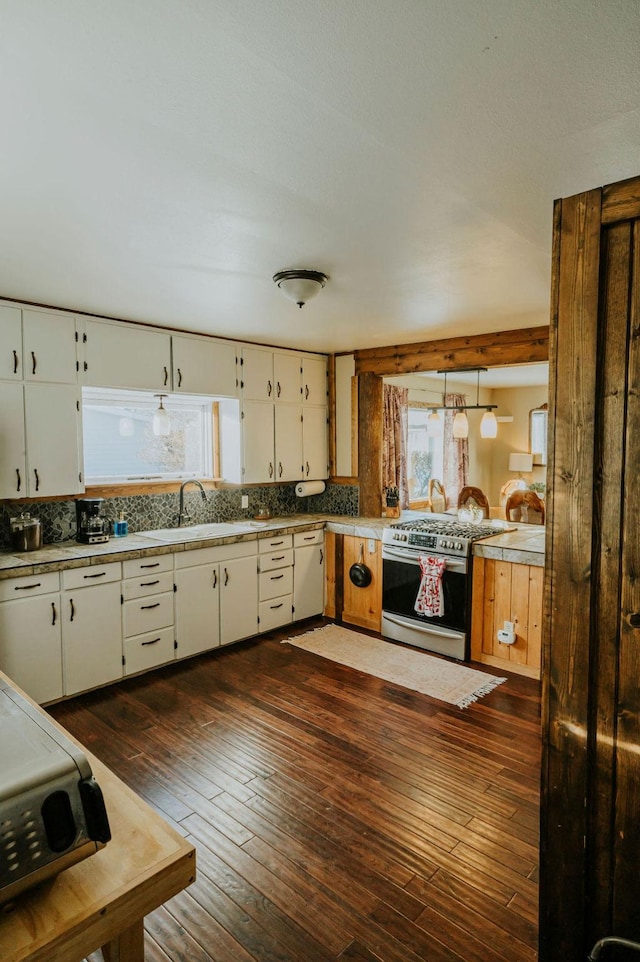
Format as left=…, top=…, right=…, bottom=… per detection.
left=22, top=310, right=78, bottom=384
left=0, top=381, right=26, bottom=498
left=0, top=305, right=23, bottom=379
left=302, top=406, right=329, bottom=480
left=273, top=352, right=302, bottom=403
left=25, top=383, right=83, bottom=496
left=220, top=555, right=258, bottom=645
left=342, top=536, right=382, bottom=632
left=0, top=595, right=62, bottom=703
left=293, top=543, right=325, bottom=621
left=84, top=318, right=171, bottom=391
left=242, top=400, right=275, bottom=483
left=302, top=356, right=327, bottom=405
left=275, top=404, right=303, bottom=482
left=172, top=335, right=237, bottom=397
left=62, top=581, right=123, bottom=696
left=241, top=347, right=274, bottom=401
left=174, top=563, right=220, bottom=658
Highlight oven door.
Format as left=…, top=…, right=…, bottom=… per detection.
left=381, top=544, right=469, bottom=659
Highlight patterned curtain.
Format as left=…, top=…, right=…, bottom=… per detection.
left=442, top=392, right=469, bottom=507
left=382, top=384, right=410, bottom=509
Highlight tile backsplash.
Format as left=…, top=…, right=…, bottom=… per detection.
left=0, top=483, right=359, bottom=549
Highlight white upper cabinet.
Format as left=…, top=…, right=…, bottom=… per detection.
left=0, top=305, right=23, bottom=379
left=302, top=406, right=329, bottom=480
left=274, top=404, right=303, bottom=481
left=22, top=310, right=79, bottom=383
left=171, top=333, right=237, bottom=397
left=242, top=400, right=275, bottom=483
left=241, top=346, right=274, bottom=401
left=302, top=356, right=328, bottom=405
left=83, top=318, right=172, bottom=391
left=273, top=352, right=302, bottom=403
left=0, top=382, right=27, bottom=498
left=24, top=383, right=84, bottom=497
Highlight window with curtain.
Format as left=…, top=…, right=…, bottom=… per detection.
left=406, top=405, right=445, bottom=506
left=442, top=392, right=469, bottom=507
left=382, top=384, right=410, bottom=509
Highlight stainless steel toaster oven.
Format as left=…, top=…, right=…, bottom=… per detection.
left=0, top=676, right=111, bottom=905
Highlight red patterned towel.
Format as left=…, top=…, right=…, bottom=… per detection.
left=414, top=555, right=446, bottom=617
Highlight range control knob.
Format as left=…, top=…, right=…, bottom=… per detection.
left=456, top=541, right=463, bottom=550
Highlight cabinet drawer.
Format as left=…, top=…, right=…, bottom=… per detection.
left=294, top=529, right=323, bottom=548
left=62, top=561, right=121, bottom=590
left=124, top=626, right=175, bottom=676
left=175, top=540, right=255, bottom=568
left=122, top=570, right=174, bottom=600
left=122, top=554, right=173, bottom=578
left=259, top=548, right=294, bottom=572
left=259, top=566, right=293, bottom=601
left=123, top=592, right=174, bottom=637
left=259, top=597, right=293, bottom=633
left=0, top=571, right=60, bottom=601
left=258, top=534, right=293, bottom=554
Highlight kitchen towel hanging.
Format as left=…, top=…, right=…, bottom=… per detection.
left=414, top=555, right=446, bottom=617
left=295, top=481, right=326, bottom=498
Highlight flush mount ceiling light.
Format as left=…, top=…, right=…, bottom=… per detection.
left=152, top=395, right=170, bottom=437
left=272, top=269, right=328, bottom=308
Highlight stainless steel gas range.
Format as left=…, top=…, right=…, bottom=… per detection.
left=381, top=517, right=509, bottom=661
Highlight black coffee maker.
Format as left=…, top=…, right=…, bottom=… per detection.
left=75, top=498, right=110, bottom=544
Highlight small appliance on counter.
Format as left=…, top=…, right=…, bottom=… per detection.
left=9, top=513, right=42, bottom=552
left=75, top=498, right=110, bottom=544
left=0, top=676, right=111, bottom=905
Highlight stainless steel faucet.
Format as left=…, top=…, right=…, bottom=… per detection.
left=178, top=479, right=207, bottom=526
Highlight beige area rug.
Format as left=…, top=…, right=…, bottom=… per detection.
left=283, top=624, right=506, bottom=709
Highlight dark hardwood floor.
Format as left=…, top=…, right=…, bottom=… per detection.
left=50, top=618, right=541, bottom=962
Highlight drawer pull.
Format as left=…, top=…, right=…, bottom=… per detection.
left=271, top=555, right=285, bottom=561
left=140, top=602, right=160, bottom=610
left=270, top=573, right=284, bottom=581
left=83, top=571, right=106, bottom=579
left=303, top=535, right=315, bottom=541
left=140, top=562, right=160, bottom=569
left=14, top=582, right=42, bottom=591
left=51, top=602, right=57, bottom=626
left=141, top=637, right=161, bottom=646
left=140, top=579, right=160, bottom=586
left=270, top=602, right=284, bottom=610
left=269, top=540, right=285, bottom=547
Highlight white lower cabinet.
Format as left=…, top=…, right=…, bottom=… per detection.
left=258, top=534, right=293, bottom=632
left=122, top=555, right=175, bottom=675
left=61, top=563, right=123, bottom=697
left=175, top=540, right=258, bottom=656
left=0, top=572, right=62, bottom=704
left=293, top=530, right=325, bottom=621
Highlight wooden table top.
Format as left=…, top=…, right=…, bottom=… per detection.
left=0, top=680, right=195, bottom=962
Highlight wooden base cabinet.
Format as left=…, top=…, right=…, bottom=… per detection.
left=470, top=556, right=542, bottom=679
left=342, top=536, right=382, bottom=633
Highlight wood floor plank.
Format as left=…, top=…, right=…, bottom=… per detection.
left=51, top=620, right=540, bottom=962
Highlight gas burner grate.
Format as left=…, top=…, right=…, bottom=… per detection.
left=390, top=519, right=498, bottom=540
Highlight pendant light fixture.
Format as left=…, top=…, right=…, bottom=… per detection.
left=272, top=269, right=328, bottom=308
left=152, top=395, right=170, bottom=436
left=438, top=368, right=498, bottom=440
left=427, top=409, right=443, bottom=436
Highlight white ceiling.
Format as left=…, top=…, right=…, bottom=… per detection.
left=408, top=363, right=549, bottom=389
left=1, top=1, right=639, bottom=354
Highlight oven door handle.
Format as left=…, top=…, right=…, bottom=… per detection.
left=382, top=611, right=465, bottom=641
left=382, top=546, right=466, bottom=569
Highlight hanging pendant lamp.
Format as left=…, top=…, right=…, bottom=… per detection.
left=152, top=395, right=170, bottom=436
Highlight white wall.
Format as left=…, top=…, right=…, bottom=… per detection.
left=488, top=385, right=548, bottom=501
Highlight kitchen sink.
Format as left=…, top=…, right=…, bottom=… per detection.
left=140, top=522, right=259, bottom=543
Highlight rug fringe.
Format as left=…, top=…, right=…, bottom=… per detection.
left=456, top=676, right=506, bottom=709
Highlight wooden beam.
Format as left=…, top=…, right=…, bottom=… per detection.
left=357, top=373, right=383, bottom=518
left=601, top=174, right=640, bottom=224
left=354, top=325, right=549, bottom=377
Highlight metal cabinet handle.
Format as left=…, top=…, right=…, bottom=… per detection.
left=16, top=468, right=21, bottom=492
left=212, top=569, right=217, bottom=588
left=83, top=572, right=106, bottom=579
left=31, top=351, right=37, bottom=375
left=163, top=366, right=168, bottom=386
left=270, top=540, right=285, bottom=546
left=69, top=598, right=75, bottom=622
left=303, top=535, right=315, bottom=541
left=277, top=381, right=281, bottom=398
left=13, top=350, right=18, bottom=374
left=140, top=562, right=160, bottom=569
left=320, top=548, right=323, bottom=564
left=270, top=573, right=284, bottom=581
left=34, top=468, right=40, bottom=491
left=14, top=582, right=41, bottom=591
left=267, top=379, right=272, bottom=397
left=270, top=603, right=283, bottom=610
left=140, top=602, right=160, bottom=610
left=271, top=555, right=285, bottom=561
left=140, top=579, right=160, bottom=587
left=224, top=568, right=229, bottom=586
left=177, top=368, right=182, bottom=387
left=306, top=461, right=310, bottom=476
left=141, top=637, right=161, bottom=646
left=305, top=384, right=309, bottom=400
left=278, top=462, right=283, bottom=478
left=51, top=602, right=57, bottom=626
left=269, top=462, right=274, bottom=479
